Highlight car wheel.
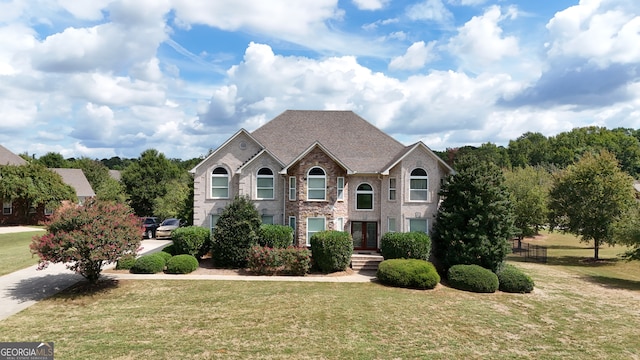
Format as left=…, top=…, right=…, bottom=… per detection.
left=146, top=229, right=154, bottom=239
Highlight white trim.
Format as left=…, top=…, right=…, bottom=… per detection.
left=211, top=166, right=230, bottom=199
left=190, top=129, right=265, bottom=174
left=307, top=167, right=326, bottom=201
left=381, top=141, right=455, bottom=176
left=289, top=216, right=297, bottom=244
left=2, top=200, right=12, bottom=215
left=409, top=168, right=429, bottom=202
left=256, top=167, right=275, bottom=200
left=388, top=217, right=396, bottom=232
left=388, top=177, right=397, bottom=201
left=335, top=217, right=344, bottom=232
left=210, top=214, right=220, bottom=233
left=408, top=218, right=429, bottom=234
left=278, top=142, right=355, bottom=175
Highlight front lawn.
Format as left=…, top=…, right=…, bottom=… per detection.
left=0, top=260, right=638, bottom=359
left=0, top=230, right=43, bottom=276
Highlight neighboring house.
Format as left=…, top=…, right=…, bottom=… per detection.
left=191, top=110, right=454, bottom=251
left=108, top=170, right=121, bottom=181
left=0, top=144, right=27, bottom=166
left=50, top=168, right=96, bottom=205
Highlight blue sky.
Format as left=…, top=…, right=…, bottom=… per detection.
left=0, top=0, right=638, bottom=160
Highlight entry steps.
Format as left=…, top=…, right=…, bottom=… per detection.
left=350, top=253, right=383, bottom=272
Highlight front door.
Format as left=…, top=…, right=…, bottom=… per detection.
left=351, top=221, right=377, bottom=250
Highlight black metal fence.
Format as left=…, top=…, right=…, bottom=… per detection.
left=511, top=239, right=547, bottom=263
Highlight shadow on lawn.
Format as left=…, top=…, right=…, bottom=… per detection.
left=581, top=275, right=640, bottom=291
left=8, top=274, right=119, bottom=302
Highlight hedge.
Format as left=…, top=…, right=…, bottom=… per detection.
left=258, top=224, right=294, bottom=248
left=247, top=246, right=311, bottom=276
left=165, top=254, right=199, bottom=274
left=497, top=264, right=534, bottom=293
left=310, top=231, right=353, bottom=273
left=115, top=254, right=136, bottom=270
left=171, top=226, right=211, bottom=258
left=447, top=264, right=499, bottom=293
left=380, top=232, right=431, bottom=260
left=377, top=259, right=440, bottom=290
left=130, top=253, right=166, bottom=274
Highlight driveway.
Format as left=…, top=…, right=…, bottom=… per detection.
left=0, top=227, right=171, bottom=321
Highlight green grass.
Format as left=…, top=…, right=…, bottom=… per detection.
left=1, top=232, right=638, bottom=359
left=0, top=231, right=44, bottom=276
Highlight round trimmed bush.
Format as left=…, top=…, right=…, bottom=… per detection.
left=115, top=254, right=136, bottom=270
left=131, top=253, right=166, bottom=274
left=157, top=251, right=173, bottom=264
left=377, top=259, right=440, bottom=290
left=447, top=264, right=499, bottom=293
left=171, top=226, right=211, bottom=258
left=497, top=264, right=534, bottom=293
left=165, top=254, right=199, bottom=274
left=310, top=230, right=353, bottom=273
left=380, top=232, right=431, bottom=260
left=258, top=224, right=294, bottom=248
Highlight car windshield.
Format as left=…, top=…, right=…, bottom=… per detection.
left=161, top=219, right=179, bottom=226
left=143, top=218, right=156, bottom=224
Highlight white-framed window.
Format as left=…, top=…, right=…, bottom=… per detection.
left=356, top=183, right=374, bottom=210
left=289, top=176, right=296, bottom=201
left=388, top=217, right=396, bottom=232
left=289, top=216, right=297, bottom=244
left=389, top=177, right=396, bottom=201
left=261, top=215, right=274, bottom=225
left=409, top=218, right=428, bottom=234
left=410, top=168, right=428, bottom=201
left=256, top=168, right=274, bottom=199
left=44, top=208, right=54, bottom=216
left=335, top=217, right=344, bottom=232
left=307, top=167, right=326, bottom=201
left=211, top=167, right=229, bottom=198
left=306, top=217, right=325, bottom=246
left=3, top=201, right=12, bottom=215
left=337, top=177, right=344, bottom=201
left=210, top=214, right=220, bottom=233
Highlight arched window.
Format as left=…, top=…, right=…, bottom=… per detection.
left=211, top=167, right=229, bottom=198
left=356, top=183, right=374, bottom=210
left=307, top=167, right=326, bottom=200
left=256, top=168, right=274, bottom=199
left=410, top=168, right=428, bottom=201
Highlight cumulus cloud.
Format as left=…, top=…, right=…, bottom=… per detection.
left=447, top=5, right=519, bottom=71
left=352, top=0, right=390, bottom=11
left=389, top=41, right=437, bottom=70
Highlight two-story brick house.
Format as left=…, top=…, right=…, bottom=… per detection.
left=190, top=110, right=454, bottom=251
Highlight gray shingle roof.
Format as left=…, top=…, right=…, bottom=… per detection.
left=0, top=145, right=27, bottom=166
left=50, top=168, right=96, bottom=198
left=251, top=110, right=407, bottom=174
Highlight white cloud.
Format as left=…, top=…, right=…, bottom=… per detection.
left=447, top=5, right=519, bottom=71
left=406, top=0, right=453, bottom=24
left=352, top=0, right=389, bottom=11
left=447, top=0, right=487, bottom=6
left=57, top=0, right=112, bottom=21
left=546, top=0, right=640, bottom=67
left=389, top=41, right=437, bottom=70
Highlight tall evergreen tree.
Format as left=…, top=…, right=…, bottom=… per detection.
left=432, top=156, right=516, bottom=272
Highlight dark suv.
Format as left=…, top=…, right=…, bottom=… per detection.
left=142, top=217, right=160, bottom=239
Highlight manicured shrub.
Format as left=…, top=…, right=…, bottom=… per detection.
left=258, top=224, right=293, bottom=248
left=172, top=226, right=211, bottom=258
left=247, top=246, right=283, bottom=275
left=115, top=254, right=136, bottom=270
left=165, top=254, right=199, bottom=274
left=447, top=264, right=499, bottom=293
left=157, top=251, right=173, bottom=264
left=380, top=232, right=431, bottom=260
left=497, top=264, right=534, bottom=293
left=310, top=230, right=353, bottom=273
left=211, top=196, right=262, bottom=268
left=131, top=253, right=166, bottom=274
left=246, top=246, right=311, bottom=276
left=377, top=259, right=440, bottom=290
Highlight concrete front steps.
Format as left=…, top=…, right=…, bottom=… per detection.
left=351, top=253, right=384, bottom=272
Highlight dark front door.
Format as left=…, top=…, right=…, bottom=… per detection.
left=351, top=221, right=377, bottom=250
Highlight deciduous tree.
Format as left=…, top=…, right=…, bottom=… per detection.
left=30, top=199, right=142, bottom=284
left=549, top=151, right=635, bottom=260
left=504, top=166, right=551, bottom=240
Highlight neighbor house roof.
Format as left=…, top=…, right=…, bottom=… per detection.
left=251, top=110, right=407, bottom=174
left=0, top=145, right=27, bottom=166
left=50, top=168, right=96, bottom=198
